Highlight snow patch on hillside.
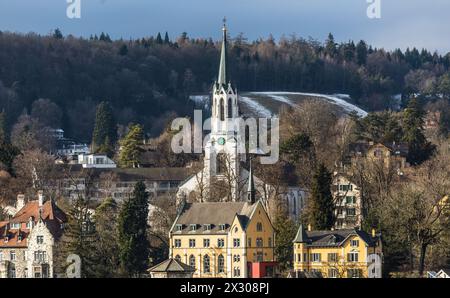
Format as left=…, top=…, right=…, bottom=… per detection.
left=250, top=92, right=368, bottom=117
left=249, top=92, right=296, bottom=107
left=239, top=96, right=273, bottom=118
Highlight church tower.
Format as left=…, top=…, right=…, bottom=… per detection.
left=204, top=20, right=240, bottom=200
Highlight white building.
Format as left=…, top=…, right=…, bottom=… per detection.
left=78, top=153, right=116, bottom=168
left=0, top=191, right=67, bottom=278
left=175, top=23, right=306, bottom=220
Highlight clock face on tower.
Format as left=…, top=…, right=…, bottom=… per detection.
left=218, top=137, right=226, bottom=145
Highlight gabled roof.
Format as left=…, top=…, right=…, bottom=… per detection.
left=148, top=258, right=195, bottom=273
left=11, top=200, right=67, bottom=224
left=171, top=201, right=257, bottom=234
left=293, top=228, right=380, bottom=247
left=0, top=199, right=68, bottom=246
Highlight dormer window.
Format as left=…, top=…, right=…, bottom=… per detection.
left=10, top=223, right=20, bottom=229
left=4, top=236, right=9, bottom=243
left=204, top=224, right=211, bottom=231
left=17, top=234, right=22, bottom=242
left=219, top=224, right=226, bottom=231
left=175, top=224, right=183, bottom=231
left=189, top=224, right=197, bottom=231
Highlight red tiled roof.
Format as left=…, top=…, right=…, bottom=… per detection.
left=0, top=199, right=68, bottom=248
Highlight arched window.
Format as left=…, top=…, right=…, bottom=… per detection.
left=217, top=153, right=226, bottom=174
left=189, top=255, right=196, bottom=268
left=218, top=254, right=225, bottom=273
left=220, top=98, right=225, bottom=121
left=203, top=255, right=210, bottom=273
left=228, top=98, right=232, bottom=118
left=175, top=255, right=181, bottom=262
left=257, top=222, right=263, bottom=232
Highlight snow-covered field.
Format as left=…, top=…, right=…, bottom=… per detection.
left=247, top=92, right=368, bottom=117
left=189, top=92, right=368, bottom=118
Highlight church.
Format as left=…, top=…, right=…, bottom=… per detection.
left=176, top=22, right=306, bottom=220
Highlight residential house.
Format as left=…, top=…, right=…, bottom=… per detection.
left=293, top=225, right=382, bottom=278
left=0, top=191, right=67, bottom=278
left=332, top=173, right=362, bottom=229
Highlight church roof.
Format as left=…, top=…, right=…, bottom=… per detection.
left=171, top=201, right=256, bottom=234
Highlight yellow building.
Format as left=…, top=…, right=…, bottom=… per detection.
left=293, top=225, right=382, bottom=278
left=168, top=167, right=276, bottom=278
left=351, top=142, right=409, bottom=174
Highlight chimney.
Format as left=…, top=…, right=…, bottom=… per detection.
left=38, top=190, right=44, bottom=207
left=16, top=194, right=25, bottom=211
left=372, top=228, right=376, bottom=238
left=307, top=224, right=312, bottom=232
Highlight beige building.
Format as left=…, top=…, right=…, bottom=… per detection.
left=0, top=191, right=67, bottom=278
left=332, top=173, right=362, bottom=229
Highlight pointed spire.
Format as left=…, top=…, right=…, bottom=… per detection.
left=293, top=224, right=309, bottom=243
left=217, top=18, right=227, bottom=86
left=247, top=157, right=256, bottom=204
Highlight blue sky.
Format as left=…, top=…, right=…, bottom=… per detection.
left=0, top=0, right=449, bottom=53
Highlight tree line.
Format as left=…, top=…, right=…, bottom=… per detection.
left=1, top=29, right=450, bottom=143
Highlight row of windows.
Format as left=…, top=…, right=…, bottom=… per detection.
left=337, top=208, right=357, bottom=216
left=175, top=254, right=226, bottom=274
left=297, top=268, right=363, bottom=278
left=338, top=184, right=353, bottom=192
left=296, top=252, right=360, bottom=263
left=177, top=222, right=264, bottom=232
left=0, top=249, right=47, bottom=262
left=174, top=237, right=272, bottom=248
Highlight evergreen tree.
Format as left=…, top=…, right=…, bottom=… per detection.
left=402, top=98, right=436, bottom=165
left=119, top=44, right=128, bottom=56
left=164, top=32, right=170, bottom=44
left=325, top=33, right=337, bottom=57
left=156, top=32, right=163, bottom=44
left=273, top=211, right=298, bottom=272
left=60, top=195, right=97, bottom=278
left=356, top=40, right=368, bottom=65
left=118, top=124, right=144, bottom=168
left=307, top=163, right=335, bottom=230
left=280, top=133, right=314, bottom=163
left=53, top=28, right=63, bottom=39
left=92, top=101, right=117, bottom=154
left=91, top=197, right=121, bottom=277
left=118, top=181, right=150, bottom=277
left=0, top=111, right=19, bottom=173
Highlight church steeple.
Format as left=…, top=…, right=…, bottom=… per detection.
left=217, top=18, right=227, bottom=86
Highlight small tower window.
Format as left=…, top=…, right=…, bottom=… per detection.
left=228, top=98, right=232, bottom=118
left=220, top=98, right=225, bottom=121
left=217, top=153, right=226, bottom=174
